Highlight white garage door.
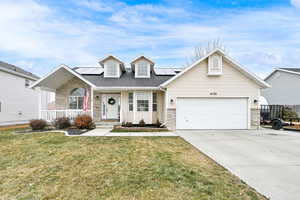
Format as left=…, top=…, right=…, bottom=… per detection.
left=176, top=98, right=248, bottom=129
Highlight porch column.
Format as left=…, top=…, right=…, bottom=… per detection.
left=91, top=88, right=94, bottom=119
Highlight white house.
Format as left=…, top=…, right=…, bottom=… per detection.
left=31, top=49, right=269, bottom=130
left=0, top=61, right=40, bottom=126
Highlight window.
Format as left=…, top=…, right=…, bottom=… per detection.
left=136, top=92, right=149, bottom=111
left=128, top=93, right=133, bottom=111
left=25, top=79, right=30, bottom=87
left=136, top=61, right=149, bottom=77
left=208, top=55, right=222, bottom=75
left=152, top=93, right=157, bottom=111
left=105, top=60, right=118, bottom=77
left=69, top=88, right=86, bottom=109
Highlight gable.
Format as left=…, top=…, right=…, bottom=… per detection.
left=161, top=49, right=269, bottom=88
left=166, top=56, right=260, bottom=96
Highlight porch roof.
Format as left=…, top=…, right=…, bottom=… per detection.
left=30, top=64, right=95, bottom=90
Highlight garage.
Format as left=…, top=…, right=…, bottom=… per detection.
left=176, top=98, right=249, bottom=129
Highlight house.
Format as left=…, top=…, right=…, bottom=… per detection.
left=262, top=68, right=300, bottom=115
left=31, top=49, right=269, bottom=130
left=0, top=61, right=40, bottom=126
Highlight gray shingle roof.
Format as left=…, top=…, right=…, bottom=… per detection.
left=280, top=68, right=300, bottom=73
left=0, top=61, right=39, bottom=80
left=82, top=69, right=174, bottom=87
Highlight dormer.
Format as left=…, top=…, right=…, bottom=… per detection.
left=130, top=56, right=154, bottom=78
left=208, top=53, right=222, bottom=76
left=99, top=55, right=125, bottom=78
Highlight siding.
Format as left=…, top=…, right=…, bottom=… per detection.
left=262, top=71, right=300, bottom=105
left=166, top=54, right=260, bottom=109
left=0, top=70, right=39, bottom=124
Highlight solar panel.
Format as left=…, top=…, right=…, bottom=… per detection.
left=154, top=68, right=183, bottom=75
left=74, top=67, right=103, bottom=75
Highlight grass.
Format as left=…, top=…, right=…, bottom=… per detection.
left=0, top=130, right=266, bottom=200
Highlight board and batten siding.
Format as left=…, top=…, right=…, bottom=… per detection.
left=165, top=53, right=261, bottom=129
left=0, top=70, right=39, bottom=125
left=262, top=71, right=300, bottom=105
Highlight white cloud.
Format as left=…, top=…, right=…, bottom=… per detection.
left=75, top=0, right=114, bottom=12
left=291, top=0, right=300, bottom=8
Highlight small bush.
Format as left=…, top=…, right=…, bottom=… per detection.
left=53, top=117, right=71, bottom=129
left=74, top=114, right=95, bottom=129
left=138, top=119, right=146, bottom=127
left=30, top=119, right=47, bottom=130
left=124, top=122, right=133, bottom=127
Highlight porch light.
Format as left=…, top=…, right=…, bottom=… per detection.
left=170, top=99, right=174, bottom=103
left=96, top=95, right=100, bottom=99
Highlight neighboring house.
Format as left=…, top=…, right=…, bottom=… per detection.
left=31, top=49, right=269, bottom=130
left=262, top=68, right=300, bottom=115
left=0, top=61, right=40, bottom=125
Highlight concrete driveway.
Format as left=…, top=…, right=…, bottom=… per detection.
left=178, top=129, right=300, bottom=200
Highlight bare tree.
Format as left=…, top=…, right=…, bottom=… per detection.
left=185, top=39, right=227, bottom=66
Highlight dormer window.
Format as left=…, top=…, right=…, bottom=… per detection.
left=99, top=55, right=125, bottom=78
left=208, top=54, right=222, bottom=75
left=136, top=61, right=150, bottom=78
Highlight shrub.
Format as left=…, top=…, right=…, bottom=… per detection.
left=30, top=119, right=47, bottom=130
left=283, top=107, right=299, bottom=119
left=124, top=122, right=133, bottom=127
left=138, top=119, right=146, bottom=127
left=53, top=117, right=71, bottom=129
left=74, top=114, right=95, bottom=129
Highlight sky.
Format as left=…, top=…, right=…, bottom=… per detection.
left=0, top=0, right=300, bottom=78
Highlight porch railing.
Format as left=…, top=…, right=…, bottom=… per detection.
left=40, top=110, right=91, bottom=122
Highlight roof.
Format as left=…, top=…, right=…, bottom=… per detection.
left=265, top=68, right=300, bottom=81
left=130, top=55, right=155, bottom=65
left=0, top=61, right=39, bottom=80
left=82, top=68, right=174, bottom=87
left=161, top=48, right=270, bottom=89
left=73, top=67, right=104, bottom=75
left=279, top=68, right=300, bottom=73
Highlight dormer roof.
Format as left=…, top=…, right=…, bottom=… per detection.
left=130, top=55, right=155, bottom=66
left=99, top=55, right=125, bottom=71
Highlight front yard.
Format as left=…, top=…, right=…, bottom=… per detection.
left=0, top=130, right=266, bottom=200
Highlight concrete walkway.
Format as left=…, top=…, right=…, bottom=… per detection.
left=178, top=129, right=300, bottom=200
left=80, top=128, right=177, bottom=136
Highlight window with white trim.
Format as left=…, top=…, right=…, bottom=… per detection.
left=208, top=55, right=222, bottom=75
left=105, top=60, right=118, bottom=77
left=136, top=61, right=149, bottom=77
left=128, top=92, right=133, bottom=111
left=69, top=88, right=86, bottom=109
left=152, top=93, right=157, bottom=112
left=136, top=92, right=149, bottom=111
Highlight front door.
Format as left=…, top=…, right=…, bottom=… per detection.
left=102, top=94, right=120, bottom=120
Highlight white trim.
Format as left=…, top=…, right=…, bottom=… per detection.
left=160, top=48, right=270, bottom=88
left=99, top=55, right=125, bottom=66
left=30, top=64, right=96, bottom=89
left=264, top=68, right=300, bottom=81
left=94, top=87, right=160, bottom=91
left=104, top=60, right=121, bottom=78
left=130, top=55, right=155, bottom=65
left=0, top=66, right=38, bottom=81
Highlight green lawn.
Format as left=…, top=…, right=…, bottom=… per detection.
left=0, top=130, right=266, bottom=200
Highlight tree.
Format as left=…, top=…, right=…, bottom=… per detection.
left=186, top=39, right=227, bottom=66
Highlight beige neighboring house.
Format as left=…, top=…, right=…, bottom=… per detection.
left=31, top=49, right=269, bottom=130
left=0, top=61, right=40, bottom=126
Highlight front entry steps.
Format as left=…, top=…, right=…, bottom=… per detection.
left=95, top=121, right=120, bottom=129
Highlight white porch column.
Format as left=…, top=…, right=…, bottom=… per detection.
left=91, top=88, right=94, bottom=119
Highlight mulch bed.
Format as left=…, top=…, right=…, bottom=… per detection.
left=111, top=125, right=169, bottom=132
left=14, top=127, right=91, bottom=135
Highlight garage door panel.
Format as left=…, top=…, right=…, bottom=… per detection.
left=176, top=98, right=248, bottom=129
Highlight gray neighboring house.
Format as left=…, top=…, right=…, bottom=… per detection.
left=262, top=68, right=300, bottom=114
left=0, top=61, right=40, bottom=126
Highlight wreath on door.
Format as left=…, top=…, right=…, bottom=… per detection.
left=108, top=97, right=116, bottom=105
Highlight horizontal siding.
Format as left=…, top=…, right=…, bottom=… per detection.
left=166, top=54, right=260, bottom=109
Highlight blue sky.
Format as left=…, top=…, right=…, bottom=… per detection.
left=0, top=0, right=300, bottom=78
